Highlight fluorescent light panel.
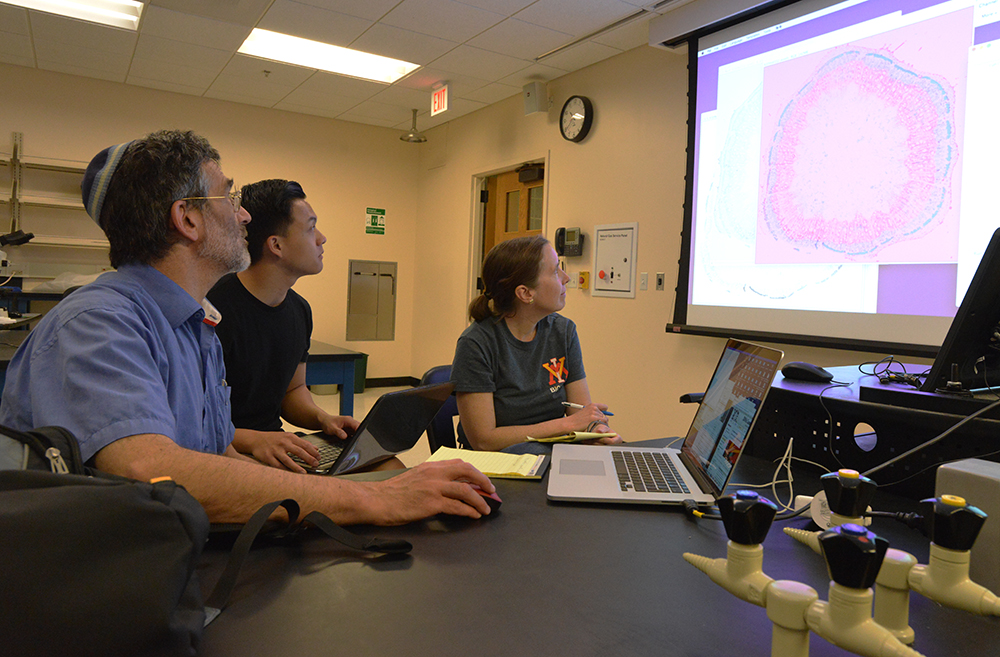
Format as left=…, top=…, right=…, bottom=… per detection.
left=0, top=0, right=142, bottom=30
left=239, top=29, right=420, bottom=84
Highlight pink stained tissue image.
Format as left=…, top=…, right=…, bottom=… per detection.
left=755, top=6, right=973, bottom=265
left=761, top=49, right=957, bottom=261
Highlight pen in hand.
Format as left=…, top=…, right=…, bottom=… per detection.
left=562, top=401, right=614, bottom=416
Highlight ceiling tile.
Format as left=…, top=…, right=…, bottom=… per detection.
left=338, top=99, right=414, bottom=124
left=148, top=0, right=273, bottom=27
left=381, top=0, right=503, bottom=43
left=331, top=111, right=400, bottom=128
left=275, top=91, right=362, bottom=115
left=208, top=70, right=303, bottom=103
left=140, top=6, right=251, bottom=51
left=0, top=52, right=34, bottom=69
left=293, top=0, right=403, bottom=22
left=430, top=45, right=531, bottom=81
left=259, top=0, right=372, bottom=47
left=515, top=0, right=641, bottom=38
left=203, top=87, right=280, bottom=108
left=592, top=16, right=651, bottom=51
left=369, top=84, right=433, bottom=111
left=422, top=97, right=486, bottom=127
left=460, top=81, right=521, bottom=105
left=33, top=41, right=131, bottom=76
left=127, top=57, right=219, bottom=88
left=126, top=75, right=210, bottom=96
left=395, top=66, right=491, bottom=97
left=134, top=34, right=232, bottom=71
left=349, top=23, right=458, bottom=65
left=0, top=4, right=28, bottom=34
left=37, top=59, right=126, bottom=83
left=496, top=62, right=569, bottom=88
left=29, top=12, right=137, bottom=54
left=538, top=40, right=621, bottom=72
left=272, top=101, right=352, bottom=120
left=219, top=53, right=315, bottom=86
left=0, top=30, right=32, bottom=62
left=455, top=0, right=535, bottom=16
left=291, top=69, right=388, bottom=99
left=467, top=18, right=571, bottom=60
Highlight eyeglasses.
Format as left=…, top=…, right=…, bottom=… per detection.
left=179, top=186, right=242, bottom=212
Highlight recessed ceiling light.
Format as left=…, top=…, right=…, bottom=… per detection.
left=0, top=0, right=142, bottom=30
left=238, top=29, right=420, bottom=85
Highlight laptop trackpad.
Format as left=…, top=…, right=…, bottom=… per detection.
left=559, top=459, right=606, bottom=476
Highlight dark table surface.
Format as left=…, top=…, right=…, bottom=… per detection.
left=197, top=443, right=998, bottom=657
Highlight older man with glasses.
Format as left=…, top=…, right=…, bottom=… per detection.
left=0, top=129, right=495, bottom=526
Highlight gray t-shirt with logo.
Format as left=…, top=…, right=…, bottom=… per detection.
left=451, top=313, right=585, bottom=428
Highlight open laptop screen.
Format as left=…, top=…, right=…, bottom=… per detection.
left=681, top=340, right=783, bottom=493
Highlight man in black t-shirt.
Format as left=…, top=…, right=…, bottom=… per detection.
left=207, top=180, right=359, bottom=472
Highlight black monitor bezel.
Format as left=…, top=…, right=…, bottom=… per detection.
left=921, top=227, right=1000, bottom=393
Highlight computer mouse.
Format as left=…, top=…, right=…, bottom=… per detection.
left=470, top=484, right=502, bottom=514
left=781, top=361, right=834, bottom=383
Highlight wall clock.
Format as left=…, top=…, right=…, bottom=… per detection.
left=560, top=95, right=593, bottom=143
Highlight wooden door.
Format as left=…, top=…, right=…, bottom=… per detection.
left=483, top=169, right=544, bottom=256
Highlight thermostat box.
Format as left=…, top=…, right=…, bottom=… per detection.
left=936, top=458, right=1000, bottom=593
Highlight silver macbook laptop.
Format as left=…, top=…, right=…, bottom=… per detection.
left=291, top=382, right=454, bottom=475
left=547, top=339, right=782, bottom=505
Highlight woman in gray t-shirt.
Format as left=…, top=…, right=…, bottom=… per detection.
left=451, top=236, right=621, bottom=453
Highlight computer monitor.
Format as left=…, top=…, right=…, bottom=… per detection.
left=921, top=227, right=1000, bottom=393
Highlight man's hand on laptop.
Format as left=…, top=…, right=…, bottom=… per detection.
left=317, top=413, right=360, bottom=440
left=236, top=429, right=321, bottom=473
left=367, top=460, right=497, bottom=523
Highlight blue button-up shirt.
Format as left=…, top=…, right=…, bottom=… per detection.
left=0, top=264, right=233, bottom=463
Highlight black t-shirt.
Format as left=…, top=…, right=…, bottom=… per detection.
left=207, top=273, right=311, bottom=432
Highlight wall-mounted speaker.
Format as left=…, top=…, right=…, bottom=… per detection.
left=523, top=81, right=547, bottom=115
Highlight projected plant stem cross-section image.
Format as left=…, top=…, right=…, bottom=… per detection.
left=761, top=49, right=958, bottom=259
left=684, top=0, right=999, bottom=348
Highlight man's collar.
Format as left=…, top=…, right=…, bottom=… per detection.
left=118, top=264, right=212, bottom=329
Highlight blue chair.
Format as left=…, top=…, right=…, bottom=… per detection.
left=419, top=365, right=467, bottom=452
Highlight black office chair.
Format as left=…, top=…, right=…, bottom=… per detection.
left=419, top=365, right=467, bottom=452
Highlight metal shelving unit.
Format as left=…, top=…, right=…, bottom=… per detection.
left=1, top=132, right=110, bottom=280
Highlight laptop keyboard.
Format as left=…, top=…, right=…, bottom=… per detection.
left=291, top=442, right=343, bottom=471
left=612, top=450, right=689, bottom=494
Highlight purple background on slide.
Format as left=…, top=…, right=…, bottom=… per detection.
left=976, top=20, right=1000, bottom=45
left=877, top=264, right=958, bottom=316
left=697, top=0, right=954, bottom=114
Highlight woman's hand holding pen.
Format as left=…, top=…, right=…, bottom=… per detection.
left=562, top=402, right=623, bottom=444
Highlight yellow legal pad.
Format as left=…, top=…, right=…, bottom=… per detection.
left=426, top=446, right=549, bottom=479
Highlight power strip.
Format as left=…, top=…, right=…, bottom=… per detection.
left=936, top=459, right=1000, bottom=593
left=792, top=492, right=872, bottom=529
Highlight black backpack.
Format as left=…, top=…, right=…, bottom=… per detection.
left=0, top=424, right=410, bottom=657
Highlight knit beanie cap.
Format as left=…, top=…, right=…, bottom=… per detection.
left=80, top=141, right=133, bottom=225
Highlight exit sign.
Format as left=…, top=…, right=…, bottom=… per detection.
left=431, top=85, right=448, bottom=116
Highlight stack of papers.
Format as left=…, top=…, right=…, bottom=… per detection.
left=426, top=446, right=549, bottom=479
